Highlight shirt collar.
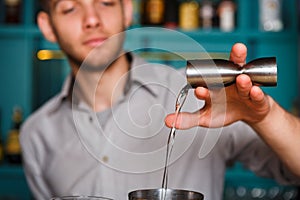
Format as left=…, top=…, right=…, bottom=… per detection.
left=49, top=53, right=160, bottom=113
left=47, top=74, right=73, bottom=113
left=129, top=53, right=161, bottom=96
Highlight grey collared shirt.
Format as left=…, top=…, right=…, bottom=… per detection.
left=20, top=54, right=300, bottom=200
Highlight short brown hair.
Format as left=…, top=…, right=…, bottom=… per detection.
left=39, top=0, right=124, bottom=13
left=39, top=0, right=50, bottom=13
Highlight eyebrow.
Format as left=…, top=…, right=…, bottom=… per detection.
left=52, top=0, right=62, bottom=8
left=52, top=0, right=74, bottom=10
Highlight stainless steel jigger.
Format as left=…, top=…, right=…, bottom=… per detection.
left=128, top=188, right=204, bottom=200
left=186, top=57, right=277, bottom=88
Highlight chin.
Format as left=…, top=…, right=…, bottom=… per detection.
left=84, top=51, right=121, bottom=71
left=81, top=43, right=124, bottom=72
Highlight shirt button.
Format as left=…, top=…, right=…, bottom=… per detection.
left=102, top=156, right=109, bottom=163
left=89, top=116, right=93, bottom=122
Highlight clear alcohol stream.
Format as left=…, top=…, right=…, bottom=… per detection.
left=161, top=84, right=191, bottom=197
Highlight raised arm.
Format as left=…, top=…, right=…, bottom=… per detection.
left=165, top=43, right=300, bottom=177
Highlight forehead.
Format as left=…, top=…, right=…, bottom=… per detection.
left=49, top=0, right=122, bottom=5
left=51, top=0, right=75, bottom=8
left=47, top=0, right=122, bottom=9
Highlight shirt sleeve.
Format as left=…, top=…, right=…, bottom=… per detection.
left=225, top=121, right=300, bottom=185
left=20, top=127, right=52, bottom=200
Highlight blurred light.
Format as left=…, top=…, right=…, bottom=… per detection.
left=37, top=50, right=65, bottom=60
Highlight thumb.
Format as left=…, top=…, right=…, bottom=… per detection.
left=165, top=112, right=200, bottom=130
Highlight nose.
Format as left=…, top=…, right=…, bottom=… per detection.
left=83, top=7, right=101, bottom=30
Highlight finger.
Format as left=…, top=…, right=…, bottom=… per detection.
left=249, top=86, right=266, bottom=105
left=229, top=43, right=247, bottom=66
left=236, top=74, right=252, bottom=100
left=194, top=87, right=210, bottom=100
left=165, top=112, right=200, bottom=130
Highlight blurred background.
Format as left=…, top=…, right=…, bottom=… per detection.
left=0, top=0, right=299, bottom=199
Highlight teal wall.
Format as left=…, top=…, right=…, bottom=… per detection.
left=0, top=0, right=299, bottom=139
left=0, top=0, right=299, bottom=199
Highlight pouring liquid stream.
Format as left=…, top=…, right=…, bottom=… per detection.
left=161, top=84, right=191, bottom=199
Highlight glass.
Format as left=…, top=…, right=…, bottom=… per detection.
left=128, top=188, right=204, bottom=200
left=50, top=196, right=113, bottom=200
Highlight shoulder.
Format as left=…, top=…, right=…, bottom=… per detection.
left=20, top=95, right=67, bottom=142
left=132, top=55, right=186, bottom=86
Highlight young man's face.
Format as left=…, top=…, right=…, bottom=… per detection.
left=39, top=0, right=132, bottom=69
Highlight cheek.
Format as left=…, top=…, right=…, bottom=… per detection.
left=102, top=13, right=126, bottom=32
left=54, top=27, right=86, bottom=62
left=59, top=22, right=80, bottom=38
left=52, top=16, right=81, bottom=38
left=53, top=22, right=81, bottom=47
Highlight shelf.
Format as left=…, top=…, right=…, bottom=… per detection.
left=0, top=23, right=296, bottom=40
left=224, top=173, right=299, bottom=199
left=0, top=25, right=40, bottom=36
left=223, top=163, right=299, bottom=199
left=0, top=163, right=24, bottom=175
left=0, top=163, right=33, bottom=199
left=129, top=26, right=296, bottom=38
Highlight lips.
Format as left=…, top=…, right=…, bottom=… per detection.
left=83, top=37, right=107, bottom=47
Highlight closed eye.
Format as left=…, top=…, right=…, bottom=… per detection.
left=100, top=0, right=116, bottom=7
left=54, top=0, right=77, bottom=15
left=62, top=7, right=75, bottom=14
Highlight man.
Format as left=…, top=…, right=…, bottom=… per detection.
left=20, top=0, right=300, bottom=199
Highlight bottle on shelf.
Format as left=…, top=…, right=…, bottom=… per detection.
left=0, top=118, right=4, bottom=164
left=178, top=0, right=200, bottom=31
left=217, top=0, right=236, bottom=32
left=164, top=0, right=179, bottom=29
left=132, top=0, right=142, bottom=27
left=0, top=137, right=3, bottom=164
left=200, top=0, right=214, bottom=30
left=259, top=0, right=283, bottom=32
left=141, top=0, right=165, bottom=26
left=4, top=0, right=22, bottom=24
left=5, top=106, right=23, bottom=164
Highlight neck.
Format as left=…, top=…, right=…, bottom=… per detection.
left=72, top=54, right=130, bottom=112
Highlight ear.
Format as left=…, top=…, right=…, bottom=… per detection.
left=37, top=11, right=57, bottom=43
left=122, top=0, right=133, bottom=28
